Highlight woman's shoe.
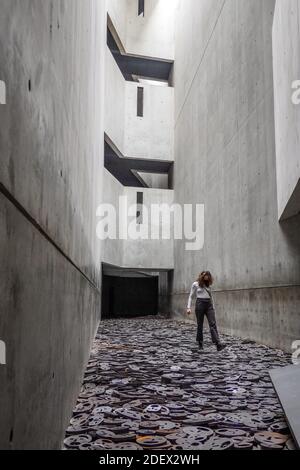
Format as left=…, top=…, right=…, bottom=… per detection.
left=217, top=343, right=227, bottom=352
left=199, top=343, right=204, bottom=351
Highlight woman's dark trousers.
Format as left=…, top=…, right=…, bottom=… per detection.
left=195, top=299, right=220, bottom=346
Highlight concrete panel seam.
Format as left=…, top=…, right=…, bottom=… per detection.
left=0, top=182, right=101, bottom=295
left=175, top=0, right=227, bottom=125
left=173, top=284, right=300, bottom=296
left=216, top=88, right=274, bottom=153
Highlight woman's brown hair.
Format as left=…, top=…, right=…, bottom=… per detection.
left=197, top=271, right=214, bottom=287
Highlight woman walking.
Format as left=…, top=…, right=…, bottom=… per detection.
left=187, top=271, right=226, bottom=352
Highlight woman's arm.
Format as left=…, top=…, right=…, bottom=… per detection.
left=187, top=283, right=197, bottom=310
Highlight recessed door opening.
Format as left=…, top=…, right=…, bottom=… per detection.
left=102, top=273, right=159, bottom=319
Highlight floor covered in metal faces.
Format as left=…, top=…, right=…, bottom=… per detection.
left=64, top=317, right=296, bottom=451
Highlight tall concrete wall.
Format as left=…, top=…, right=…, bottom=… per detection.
left=101, top=170, right=124, bottom=268
left=104, top=1, right=175, bottom=273
left=107, top=0, right=175, bottom=60
left=101, top=175, right=174, bottom=271
left=107, top=0, right=128, bottom=48
left=124, top=82, right=174, bottom=161
left=0, top=0, right=105, bottom=449
left=126, top=0, right=175, bottom=60
left=105, top=45, right=174, bottom=162
left=273, top=0, right=300, bottom=221
left=122, top=187, right=174, bottom=270
left=172, top=0, right=300, bottom=351
left=105, top=48, right=125, bottom=152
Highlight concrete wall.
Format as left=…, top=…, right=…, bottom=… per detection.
left=273, top=0, right=300, bottom=220
left=122, top=187, right=174, bottom=270
left=107, top=0, right=175, bottom=60
left=172, top=0, right=300, bottom=351
left=0, top=0, right=105, bottom=449
left=105, top=47, right=174, bottom=161
left=158, top=271, right=171, bottom=314
left=126, top=0, right=175, bottom=60
left=101, top=170, right=124, bottom=268
left=102, top=177, right=174, bottom=271
left=107, top=0, right=128, bottom=48
left=104, top=0, right=175, bottom=275
left=174, top=0, right=224, bottom=121
left=105, top=48, right=125, bottom=152
left=124, top=82, right=174, bottom=160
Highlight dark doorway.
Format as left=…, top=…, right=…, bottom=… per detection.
left=102, top=275, right=159, bottom=319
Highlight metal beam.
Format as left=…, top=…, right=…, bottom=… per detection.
left=104, top=140, right=173, bottom=188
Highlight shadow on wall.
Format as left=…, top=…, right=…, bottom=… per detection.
left=280, top=214, right=300, bottom=262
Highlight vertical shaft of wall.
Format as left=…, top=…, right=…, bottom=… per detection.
left=172, top=0, right=300, bottom=351
left=0, top=0, right=106, bottom=449
left=104, top=0, right=176, bottom=273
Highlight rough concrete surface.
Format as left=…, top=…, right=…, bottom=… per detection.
left=273, top=0, right=300, bottom=220
left=172, top=0, right=300, bottom=350
left=0, top=0, right=106, bottom=449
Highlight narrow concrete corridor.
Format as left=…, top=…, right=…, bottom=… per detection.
left=1, top=0, right=300, bottom=451
left=64, top=318, right=295, bottom=451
